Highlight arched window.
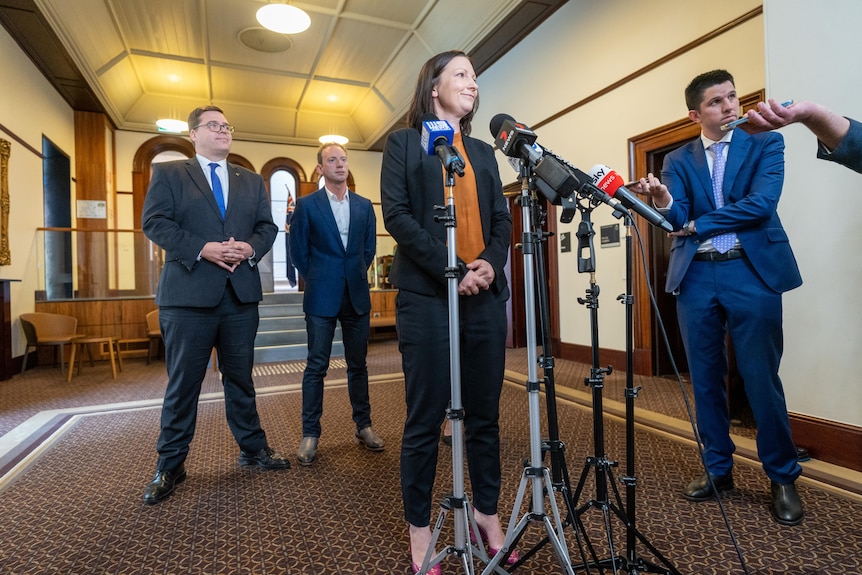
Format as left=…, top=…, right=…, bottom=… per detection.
left=270, top=169, right=297, bottom=288
left=260, top=158, right=306, bottom=289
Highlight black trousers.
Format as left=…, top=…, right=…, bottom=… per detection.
left=397, top=287, right=508, bottom=526
left=155, top=283, right=268, bottom=470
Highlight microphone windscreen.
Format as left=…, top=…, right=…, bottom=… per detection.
left=489, top=113, right=515, bottom=139
left=588, top=164, right=624, bottom=196
left=420, top=115, right=454, bottom=156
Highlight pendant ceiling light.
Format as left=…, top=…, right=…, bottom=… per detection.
left=256, top=2, right=311, bottom=35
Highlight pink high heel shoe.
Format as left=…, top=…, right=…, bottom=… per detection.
left=471, top=525, right=520, bottom=566
left=411, top=561, right=442, bottom=575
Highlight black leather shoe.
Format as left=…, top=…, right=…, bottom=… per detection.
left=239, top=447, right=291, bottom=470
left=142, top=464, right=186, bottom=505
left=771, top=481, right=804, bottom=526
left=683, top=472, right=734, bottom=501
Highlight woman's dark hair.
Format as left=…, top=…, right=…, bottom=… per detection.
left=406, top=50, right=477, bottom=136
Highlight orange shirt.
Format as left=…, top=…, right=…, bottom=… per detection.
left=450, top=133, right=484, bottom=263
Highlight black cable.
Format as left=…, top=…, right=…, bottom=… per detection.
left=630, top=221, right=751, bottom=575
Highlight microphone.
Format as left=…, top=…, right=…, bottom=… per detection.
left=588, top=165, right=673, bottom=233
left=419, top=113, right=465, bottom=176
left=489, top=113, right=579, bottom=200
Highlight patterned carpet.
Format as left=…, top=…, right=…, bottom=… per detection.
left=0, top=340, right=860, bottom=575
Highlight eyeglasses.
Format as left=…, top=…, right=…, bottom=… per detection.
left=193, top=121, right=235, bottom=134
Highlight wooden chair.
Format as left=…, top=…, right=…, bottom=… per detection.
left=146, top=309, right=163, bottom=365
left=145, top=308, right=216, bottom=370
left=20, top=312, right=79, bottom=376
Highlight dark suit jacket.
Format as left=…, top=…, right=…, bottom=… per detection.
left=289, top=188, right=376, bottom=317
left=818, top=117, right=862, bottom=174
left=661, top=129, right=802, bottom=294
left=142, top=158, right=278, bottom=307
left=380, top=128, right=512, bottom=298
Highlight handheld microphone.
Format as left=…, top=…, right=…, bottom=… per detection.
left=419, top=113, right=465, bottom=176
left=489, top=113, right=579, bottom=200
left=587, top=165, right=673, bottom=232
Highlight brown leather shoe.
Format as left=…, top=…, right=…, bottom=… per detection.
left=771, top=481, right=803, bottom=526
left=683, top=472, right=734, bottom=501
left=238, top=447, right=291, bottom=470
left=355, top=426, right=385, bottom=452
left=142, top=464, right=186, bottom=505
left=296, top=437, right=318, bottom=466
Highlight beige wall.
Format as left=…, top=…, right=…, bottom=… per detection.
left=474, top=0, right=859, bottom=427
left=0, top=25, right=76, bottom=356
left=4, top=0, right=859, bottom=427
left=762, top=0, right=862, bottom=426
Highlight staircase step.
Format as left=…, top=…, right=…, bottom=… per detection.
left=254, top=342, right=344, bottom=364
left=253, top=290, right=344, bottom=364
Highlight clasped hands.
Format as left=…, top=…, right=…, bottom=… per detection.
left=202, top=237, right=252, bottom=272
left=458, top=258, right=495, bottom=296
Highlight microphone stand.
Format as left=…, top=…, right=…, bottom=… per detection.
left=567, top=206, right=681, bottom=575
left=481, top=164, right=575, bottom=575
left=419, top=159, right=479, bottom=575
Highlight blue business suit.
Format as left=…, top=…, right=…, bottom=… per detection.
left=661, top=129, right=803, bottom=484
left=142, top=157, right=278, bottom=470
left=289, top=188, right=376, bottom=437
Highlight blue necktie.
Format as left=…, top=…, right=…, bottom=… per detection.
left=709, top=142, right=736, bottom=253
left=209, top=162, right=226, bottom=218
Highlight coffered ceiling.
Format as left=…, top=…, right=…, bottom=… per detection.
left=1, top=0, right=566, bottom=150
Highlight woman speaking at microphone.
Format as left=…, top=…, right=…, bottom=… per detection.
left=380, top=50, right=514, bottom=573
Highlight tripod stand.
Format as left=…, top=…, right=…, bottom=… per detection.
left=481, top=166, right=575, bottom=575
left=418, top=160, right=479, bottom=575
left=566, top=204, right=681, bottom=575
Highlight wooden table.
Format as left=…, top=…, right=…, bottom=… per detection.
left=67, top=336, right=123, bottom=381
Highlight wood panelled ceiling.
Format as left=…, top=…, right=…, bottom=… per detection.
left=0, top=0, right=567, bottom=151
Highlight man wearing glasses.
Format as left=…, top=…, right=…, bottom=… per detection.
left=141, top=105, right=290, bottom=505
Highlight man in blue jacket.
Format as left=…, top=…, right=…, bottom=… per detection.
left=289, top=142, right=382, bottom=466
left=636, top=70, right=804, bottom=526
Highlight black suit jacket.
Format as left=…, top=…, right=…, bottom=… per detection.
left=142, top=158, right=278, bottom=307
left=380, top=128, right=511, bottom=298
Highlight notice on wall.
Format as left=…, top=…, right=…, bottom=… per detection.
left=600, top=224, right=620, bottom=248
left=76, top=200, right=107, bottom=219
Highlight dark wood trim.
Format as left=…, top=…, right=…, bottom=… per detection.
left=558, top=341, right=861, bottom=475
left=533, top=6, right=763, bottom=130
left=0, top=279, right=19, bottom=381
left=790, top=414, right=862, bottom=474
left=626, top=91, right=765, bottom=377
left=0, top=0, right=106, bottom=114
left=558, top=341, right=627, bottom=374
left=260, top=157, right=308, bottom=186
left=0, top=122, right=42, bottom=158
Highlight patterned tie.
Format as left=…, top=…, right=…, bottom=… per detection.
left=709, top=142, right=736, bottom=253
left=209, top=162, right=226, bottom=218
